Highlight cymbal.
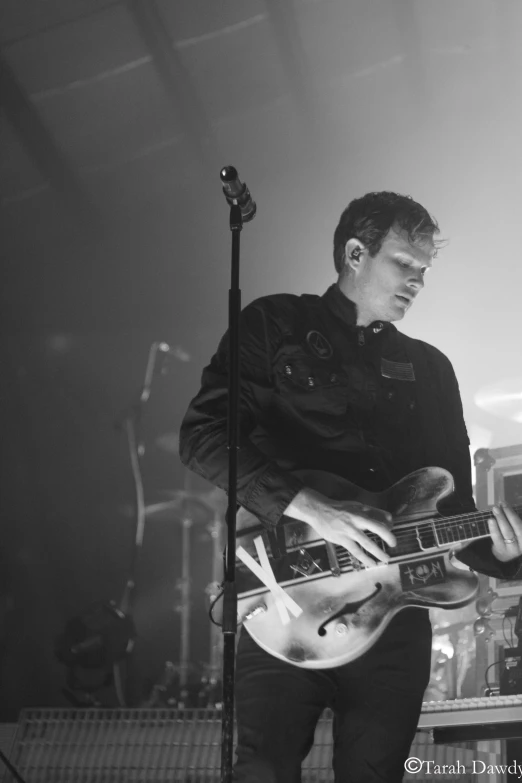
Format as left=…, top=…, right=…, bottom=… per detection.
left=119, top=502, right=210, bottom=524
left=161, top=485, right=227, bottom=509
left=146, top=486, right=227, bottom=522
left=144, top=492, right=211, bottom=523
left=144, top=502, right=207, bottom=524
left=120, top=487, right=226, bottom=524
left=474, top=378, right=522, bottom=423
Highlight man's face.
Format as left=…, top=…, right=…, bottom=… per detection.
left=341, top=227, right=435, bottom=325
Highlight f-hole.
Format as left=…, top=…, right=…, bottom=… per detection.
left=317, top=583, right=382, bottom=637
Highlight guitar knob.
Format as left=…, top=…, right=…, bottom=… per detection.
left=335, top=623, right=348, bottom=635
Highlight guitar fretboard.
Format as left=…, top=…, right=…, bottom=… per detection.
left=335, top=504, right=522, bottom=568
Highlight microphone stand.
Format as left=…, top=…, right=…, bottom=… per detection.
left=114, top=342, right=170, bottom=705
left=221, top=201, right=242, bottom=783
left=118, top=343, right=165, bottom=619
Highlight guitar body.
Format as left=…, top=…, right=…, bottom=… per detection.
left=228, top=467, right=479, bottom=669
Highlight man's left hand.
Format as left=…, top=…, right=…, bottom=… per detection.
left=489, top=502, right=522, bottom=562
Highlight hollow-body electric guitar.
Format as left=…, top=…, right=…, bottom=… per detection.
left=223, top=467, right=520, bottom=669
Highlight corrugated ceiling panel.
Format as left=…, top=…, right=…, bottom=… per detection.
left=296, top=0, right=400, bottom=87
left=0, top=0, right=117, bottom=46
left=33, top=62, right=182, bottom=170
left=157, top=0, right=266, bottom=42
left=178, top=15, right=287, bottom=122
left=3, top=3, right=144, bottom=94
left=0, top=117, right=47, bottom=202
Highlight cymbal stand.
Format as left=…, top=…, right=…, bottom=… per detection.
left=202, top=509, right=224, bottom=704
left=173, top=488, right=194, bottom=703
left=115, top=342, right=171, bottom=705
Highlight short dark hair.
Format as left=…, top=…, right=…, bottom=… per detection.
left=333, top=191, right=441, bottom=274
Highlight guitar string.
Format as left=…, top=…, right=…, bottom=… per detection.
left=246, top=505, right=522, bottom=548
left=375, top=503, right=522, bottom=548
left=397, top=504, right=522, bottom=534
left=239, top=505, right=522, bottom=572
left=350, top=522, right=489, bottom=556
left=334, top=504, right=522, bottom=565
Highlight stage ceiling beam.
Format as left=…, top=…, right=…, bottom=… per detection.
left=263, top=0, right=316, bottom=126
left=390, top=0, right=429, bottom=105
left=0, top=50, right=101, bottom=232
left=126, top=0, right=216, bottom=171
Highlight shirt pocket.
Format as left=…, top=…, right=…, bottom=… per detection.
left=274, top=354, right=348, bottom=436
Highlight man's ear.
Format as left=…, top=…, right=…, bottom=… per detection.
left=343, top=239, right=366, bottom=272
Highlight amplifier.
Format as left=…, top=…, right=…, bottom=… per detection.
left=501, top=648, right=522, bottom=696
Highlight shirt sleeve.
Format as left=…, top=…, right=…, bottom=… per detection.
left=437, top=355, right=522, bottom=579
left=178, top=297, right=304, bottom=527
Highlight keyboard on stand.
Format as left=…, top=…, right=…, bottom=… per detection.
left=419, top=694, right=522, bottom=742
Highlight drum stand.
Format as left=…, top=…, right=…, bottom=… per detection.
left=142, top=499, right=195, bottom=709
left=143, top=469, right=226, bottom=708
left=174, top=510, right=193, bottom=703
left=202, top=509, right=224, bottom=705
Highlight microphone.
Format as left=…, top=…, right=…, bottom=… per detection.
left=220, top=166, right=257, bottom=222
left=115, top=341, right=190, bottom=431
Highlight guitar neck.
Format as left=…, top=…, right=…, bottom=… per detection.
left=347, top=504, right=522, bottom=566
left=428, top=504, right=522, bottom=547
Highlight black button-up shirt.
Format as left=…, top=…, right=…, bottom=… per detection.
left=180, top=284, right=519, bottom=580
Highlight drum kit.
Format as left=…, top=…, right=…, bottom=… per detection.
left=141, top=432, right=228, bottom=708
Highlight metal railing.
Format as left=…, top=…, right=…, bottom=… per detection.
left=1, top=707, right=496, bottom=782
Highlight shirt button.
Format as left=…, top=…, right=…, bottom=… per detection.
left=409, top=400, right=416, bottom=410
left=386, top=390, right=394, bottom=400
left=308, top=376, right=315, bottom=387
left=284, top=364, right=292, bottom=376
left=330, top=373, right=337, bottom=383
left=369, top=467, right=376, bottom=473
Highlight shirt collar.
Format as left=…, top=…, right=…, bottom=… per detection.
left=322, top=283, right=395, bottom=334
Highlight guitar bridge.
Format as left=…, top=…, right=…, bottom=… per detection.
left=290, top=548, right=322, bottom=578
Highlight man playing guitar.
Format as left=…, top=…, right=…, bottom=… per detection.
left=180, top=191, right=522, bottom=782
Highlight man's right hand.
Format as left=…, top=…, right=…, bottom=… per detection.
left=285, top=488, right=396, bottom=569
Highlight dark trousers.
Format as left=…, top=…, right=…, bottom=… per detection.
left=233, top=610, right=432, bottom=783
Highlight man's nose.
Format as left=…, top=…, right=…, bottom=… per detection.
left=408, top=269, right=425, bottom=290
